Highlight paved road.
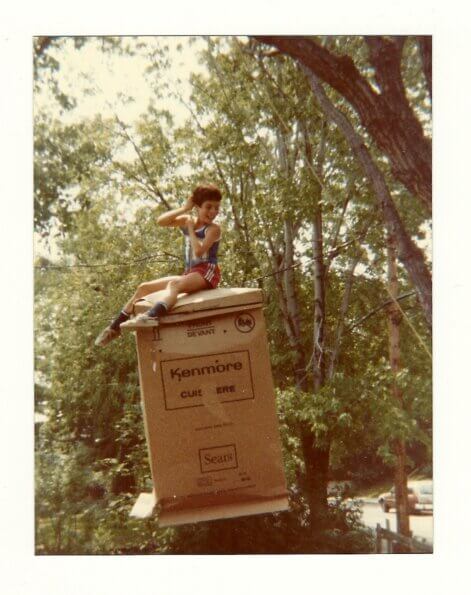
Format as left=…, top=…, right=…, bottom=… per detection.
left=359, top=500, right=433, bottom=544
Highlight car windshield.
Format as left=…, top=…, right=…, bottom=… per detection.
left=419, top=485, right=433, bottom=494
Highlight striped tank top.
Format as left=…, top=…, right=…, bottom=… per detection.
left=181, top=224, right=220, bottom=270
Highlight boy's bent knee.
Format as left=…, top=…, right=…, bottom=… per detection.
left=137, top=282, right=150, bottom=293
left=136, top=281, right=158, bottom=297
left=166, top=279, right=183, bottom=292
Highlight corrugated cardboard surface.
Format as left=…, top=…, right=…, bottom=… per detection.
left=134, top=287, right=264, bottom=316
left=132, top=293, right=289, bottom=526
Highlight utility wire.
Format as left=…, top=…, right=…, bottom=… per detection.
left=35, top=251, right=180, bottom=271
left=35, top=235, right=355, bottom=277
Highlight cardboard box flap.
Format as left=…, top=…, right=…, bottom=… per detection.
left=137, top=287, right=263, bottom=314
left=158, top=495, right=289, bottom=527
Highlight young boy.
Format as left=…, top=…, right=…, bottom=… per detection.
left=95, top=184, right=222, bottom=347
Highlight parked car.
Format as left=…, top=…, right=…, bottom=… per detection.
left=378, top=480, right=433, bottom=514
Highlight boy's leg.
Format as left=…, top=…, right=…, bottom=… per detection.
left=148, top=272, right=208, bottom=314
left=95, top=275, right=181, bottom=347
left=128, top=273, right=209, bottom=325
left=121, top=276, right=182, bottom=314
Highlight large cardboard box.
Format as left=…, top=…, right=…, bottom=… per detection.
left=126, top=287, right=289, bottom=527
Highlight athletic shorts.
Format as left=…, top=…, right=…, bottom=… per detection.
left=184, top=262, right=221, bottom=289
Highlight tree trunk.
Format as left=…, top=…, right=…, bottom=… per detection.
left=299, top=429, right=330, bottom=524
left=300, top=119, right=331, bottom=524
left=328, top=253, right=361, bottom=379
left=253, top=35, right=432, bottom=213
left=311, top=209, right=326, bottom=392
left=305, top=70, right=432, bottom=330
left=295, top=208, right=331, bottom=526
left=266, top=123, right=330, bottom=527
left=283, top=218, right=302, bottom=341
left=418, top=36, right=432, bottom=100
left=386, top=234, right=411, bottom=542
left=265, top=221, right=325, bottom=525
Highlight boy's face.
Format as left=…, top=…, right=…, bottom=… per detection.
left=197, top=199, right=220, bottom=224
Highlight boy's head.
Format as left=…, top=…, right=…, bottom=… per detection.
left=191, top=184, right=222, bottom=207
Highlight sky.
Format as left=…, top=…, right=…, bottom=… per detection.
left=35, top=36, right=209, bottom=128
left=34, top=35, right=212, bottom=258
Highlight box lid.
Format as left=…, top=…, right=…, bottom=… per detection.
left=136, top=287, right=263, bottom=315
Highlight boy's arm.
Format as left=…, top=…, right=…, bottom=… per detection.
left=187, top=222, right=221, bottom=258
left=157, top=196, right=193, bottom=227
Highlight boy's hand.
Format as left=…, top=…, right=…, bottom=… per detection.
left=186, top=217, right=195, bottom=231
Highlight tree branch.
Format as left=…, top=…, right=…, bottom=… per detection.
left=112, top=113, right=171, bottom=210
left=347, top=291, right=417, bottom=331
left=328, top=253, right=362, bottom=378
left=253, top=35, right=432, bottom=212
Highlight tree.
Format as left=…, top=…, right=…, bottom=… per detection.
left=253, top=36, right=432, bottom=329
left=303, top=69, right=432, bottom=328
left=253, top=36, right=432, bottom=212
left=34, top=115, right=117, bottom=235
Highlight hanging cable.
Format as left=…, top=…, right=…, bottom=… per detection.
left=34, top=251, right=180, bottom=271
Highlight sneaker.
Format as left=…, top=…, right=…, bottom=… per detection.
left=95, top=326, right=120, bottom=347
left=120, top=313, right=160, bottom=330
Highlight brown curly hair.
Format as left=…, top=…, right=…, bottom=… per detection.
left=191, top=184, right=222, bottom=206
